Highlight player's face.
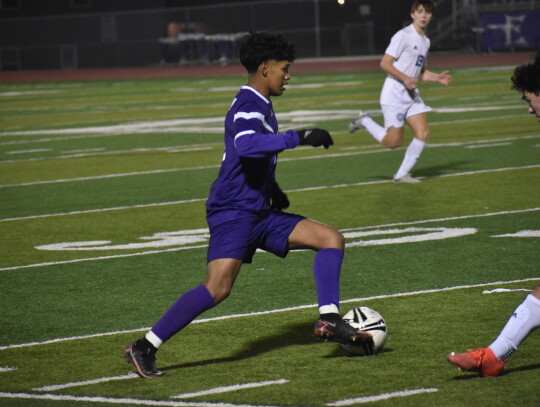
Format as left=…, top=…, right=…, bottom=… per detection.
left=266, top=60, right=291, bottom=97
left=411, top=6, right=433, bottom=30
left=523, top=91, right=540, bottom=121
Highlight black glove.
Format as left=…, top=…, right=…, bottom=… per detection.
left=297, top=128, right=333, bottom=149
left=270, top=182, right=290, bottom=211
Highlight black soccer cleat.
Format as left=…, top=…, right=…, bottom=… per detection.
left=314, top=317, right=375, bottom=355
left=124, top=340, right=164, bottom=379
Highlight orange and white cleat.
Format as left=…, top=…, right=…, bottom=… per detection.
left=447, top=347, right=506, bottom=377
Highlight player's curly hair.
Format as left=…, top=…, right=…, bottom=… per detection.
left=239, top=31, right=296, bottom=73
left=511, top=50, right=540, bottom=96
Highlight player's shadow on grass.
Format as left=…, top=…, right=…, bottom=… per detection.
left=371, top=160, right=472, bottom=181
left=162, top=320, right=352, bottom=372
left=450, top=362, right=540, bottom=380
left=414, top=161, right=472, bottom=178
left=326, top=345, right=393, bottom=359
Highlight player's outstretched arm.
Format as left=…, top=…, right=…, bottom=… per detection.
left=235, top=129, right=300, bottom=157
left=297, top=128, right=334, bottom=149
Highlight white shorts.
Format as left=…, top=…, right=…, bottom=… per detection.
left=380, top=77, right=432, bottom=129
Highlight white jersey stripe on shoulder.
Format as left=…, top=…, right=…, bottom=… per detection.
left=234, top=111, right=265, bottom=121
left=234, top=111, right=275, bottom=134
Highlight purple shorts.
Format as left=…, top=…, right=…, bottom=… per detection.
left=206, top=209, right=305, bottom=264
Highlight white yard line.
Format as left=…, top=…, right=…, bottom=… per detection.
left=0, top=198, right=207, bottom=223
left=1, top=276, right=537, bottom=351
left=0, top=145, right=214, bottom=164
left=0, top=243, right=210, bottom=272
left=464, top=142, right=512, bottom=149
left=0, top=105, right=525, bottom=138
left=0, top=148, right=389, bottom=187
left=0, top=107, right=533, bottom=165
left=0, top=392, right=281, bottom=407
left=1, top=164, right=539, bottom=223
left=0, top=117, right=225, bottom=137
left=2, top=134, right=538, bottom=187
left=0, top=164, right=221, bottom=188
left=326, top=388, right=439, bottom=406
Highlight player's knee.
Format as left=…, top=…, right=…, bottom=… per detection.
left=211, top=286, right=232, bottom=304
left=415, top=129, right=429, bottom=142
left=382, top=130, right=403, bottom=149
left=325, top=230, right=345, bottom=250
left=383, top=138, right=402, bottom=149
left=205, top=282, right=233, bottom=304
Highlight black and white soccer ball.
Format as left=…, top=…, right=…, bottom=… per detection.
left=341, top=306, right=387, bottom=355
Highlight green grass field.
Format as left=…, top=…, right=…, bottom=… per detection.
left=1, top=63, right=539, bottom=407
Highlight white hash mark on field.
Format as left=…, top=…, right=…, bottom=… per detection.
left=483, top=288, right=532, bottom=294
left=326, top=388, right=439, bottom=406
left=492, top=230, right=540, bottom=238
left=170, top=379, right=289, bottom=399
left=33, top=373, right=138, bottom=391
left=0, top=367, right=17, bottom=372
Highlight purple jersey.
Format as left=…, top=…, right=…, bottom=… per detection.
left=206, top=86, right=299, bottom=218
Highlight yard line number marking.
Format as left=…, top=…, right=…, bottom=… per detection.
left=0, top=207, right=537, bottom=272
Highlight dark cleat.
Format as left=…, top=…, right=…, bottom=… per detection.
left=124, top=340, right=164, bottom=379
left=314, top=317, right=374, bottom=355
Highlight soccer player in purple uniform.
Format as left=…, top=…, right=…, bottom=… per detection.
left=124, top=31, right=374, bottom=379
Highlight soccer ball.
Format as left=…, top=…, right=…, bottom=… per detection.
left=341, top=306, right=387, bottom=355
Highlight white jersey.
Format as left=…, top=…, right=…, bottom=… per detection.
left=379, top=24, right=432, bottom=128
left=385, top=23, right=430, bottom=80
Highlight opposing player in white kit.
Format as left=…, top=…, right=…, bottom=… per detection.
left=446, top=50, right=540, bottom=378
left=348, top=0, right=452, bottom=183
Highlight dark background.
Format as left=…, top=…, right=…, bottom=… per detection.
left=0, top=0, right=536, bottom=71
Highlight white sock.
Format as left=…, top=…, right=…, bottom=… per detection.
left=361, top=116, right=386, bottom=143
left=489, top=294, right=540, bottom=361
left=394, top=138, right=425, bottom=180
left=319, top=304, right=339, bottom=315
left=145, top=330, right=164, bottom=349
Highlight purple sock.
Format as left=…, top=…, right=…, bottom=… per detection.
left=151, top=284, right=215, bottom=343
left=313, top=248, right=344, bottom=310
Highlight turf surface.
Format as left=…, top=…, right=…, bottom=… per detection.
left=1, top=64, right=539, bottom=406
